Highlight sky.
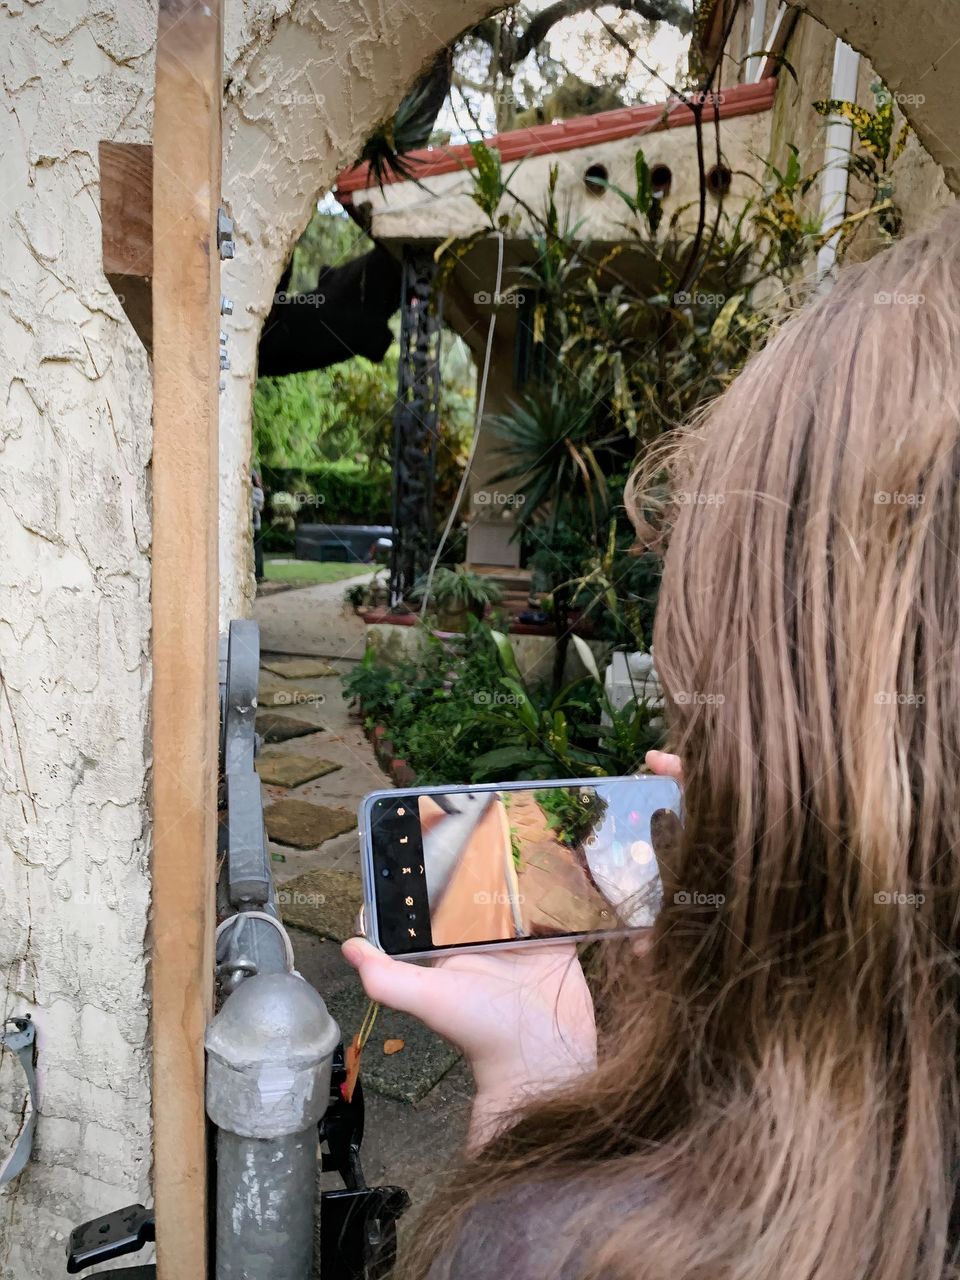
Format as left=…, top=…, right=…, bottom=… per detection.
left=438, top=1, right=692, bottom=140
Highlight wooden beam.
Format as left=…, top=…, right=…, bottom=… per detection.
left=99, top=140, right=154, bottom=351
left=151, top=3, right=222, bottom=1277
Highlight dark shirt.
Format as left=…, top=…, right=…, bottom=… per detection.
left=425, top=1176, right=652, bottom=1280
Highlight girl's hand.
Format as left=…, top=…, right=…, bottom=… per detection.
left=645, top=749, right=682, bottom=781
left=341, top=938, right=595, bottom=1146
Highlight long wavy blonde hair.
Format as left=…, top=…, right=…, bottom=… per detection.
left=403, top=207, right=960, bottom=1280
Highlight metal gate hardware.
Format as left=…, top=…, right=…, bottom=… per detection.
left=65, top=1203, right=155, bottom=1274
left=319, top=1043, right=410, bottom=1278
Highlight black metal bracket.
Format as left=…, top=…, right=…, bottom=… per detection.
left=66, top=1203, right=155, bottom=1274
left=320, top=1186, right=411, bottom=1280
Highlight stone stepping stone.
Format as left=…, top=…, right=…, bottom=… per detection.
left=256, top=751, right=342, bottom=788
left=265, top=799, right=356, bottom=848
left=261, top=657, right=338, bottom=679
left=258, top=683, right=324, bottom=709
left=256, top=711, right=320, bottom=742
left=276, top=867, right=363, bottom=941
left=325, top=981, right=461, bottom=1103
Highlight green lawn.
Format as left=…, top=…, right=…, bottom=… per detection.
left=263, top=556, right=376, bottom=585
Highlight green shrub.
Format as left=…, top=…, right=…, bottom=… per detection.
left=344, top=620, right=664, bottom=785
left=262, top=461, right=392, bottom=526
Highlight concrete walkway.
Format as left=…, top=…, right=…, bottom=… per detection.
left=254, top=570, right=373, bottom=661
left=251, top=578, right=470, bottom=1229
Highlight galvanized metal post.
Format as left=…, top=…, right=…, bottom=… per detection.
left=205, top=971, right=340, bottom=1280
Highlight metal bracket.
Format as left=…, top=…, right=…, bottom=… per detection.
left=217, top=207, right=235, bottom=260
left=320, top=1186, right=410, bottom=1280
left=0, top=1015, right=37, bottom=1185
left=65, top=1203, right=155, bottom=1274
left=226, top=772, right=271, bottom=908
left=222, top=619, right=259, bottom=776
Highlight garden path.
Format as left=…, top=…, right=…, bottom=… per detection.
left=251, top=577, right=470, bottom=1228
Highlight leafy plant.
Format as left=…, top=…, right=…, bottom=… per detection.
left=344, top=621, right=510, bottom=784
left=343, top=572, right=388, bottom=614
left=488, top=384, right=615, bottom=537
left=813, top=78, right=909, bottom=240
left=411, top=567, right=504, bottom=619
left=470, top=631, right=663, bottom=780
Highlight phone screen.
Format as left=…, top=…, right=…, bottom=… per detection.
left=366, top=777, right=682, bottom=955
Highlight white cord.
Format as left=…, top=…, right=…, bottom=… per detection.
left=419, top=230, right=505, bottom=619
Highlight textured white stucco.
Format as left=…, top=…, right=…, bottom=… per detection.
left=0, top=2, right=156, bottom=1275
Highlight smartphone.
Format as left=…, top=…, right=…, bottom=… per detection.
left=358, top=776, right=683, bottom=959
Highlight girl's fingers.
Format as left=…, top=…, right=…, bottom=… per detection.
left=341, top=937, right=436, bottom=1017
left=645, top=749, right=683, bottom=781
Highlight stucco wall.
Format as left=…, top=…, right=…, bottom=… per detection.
left=766, top=10, right=953, bottom=257
left=353, top=103, right=773, bottom=242
left=0, top=3, right=156, bottom=1275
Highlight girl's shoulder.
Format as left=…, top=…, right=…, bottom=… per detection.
left=426, top=1173, right=654, bottom=1280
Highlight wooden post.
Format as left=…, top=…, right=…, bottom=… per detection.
left=151, top=2, right=223, bottom=1276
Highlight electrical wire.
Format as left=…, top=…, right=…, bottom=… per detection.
left=419, top=229, right=505, bottom=618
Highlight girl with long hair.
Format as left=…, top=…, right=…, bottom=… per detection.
left=344, top=206, right=960, bottom=1280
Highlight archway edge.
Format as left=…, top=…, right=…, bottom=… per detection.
left=797, top=0, right=960, bottom=194
left=218, top=0, right=507, bottom=619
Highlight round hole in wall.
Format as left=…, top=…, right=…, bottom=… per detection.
left=707, top=164, right=733, bottom=197
left=584, top=163, right=609, bottom=196
left=650, top=163, right=672, bottom=195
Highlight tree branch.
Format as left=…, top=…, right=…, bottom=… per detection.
left=516, top=0, right=692, bottom=63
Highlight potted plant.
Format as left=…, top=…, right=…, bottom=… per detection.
left=343, top=569, right=388, bottom=616
left=412, top=566, right=503, bottom=632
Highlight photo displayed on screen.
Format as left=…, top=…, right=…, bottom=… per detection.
left=418, top=781, right=680, bottom=947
